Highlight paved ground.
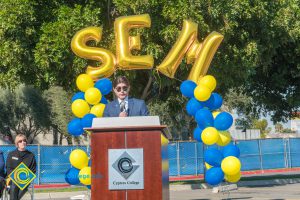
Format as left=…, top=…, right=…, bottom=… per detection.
left=21, top=182, right=300, bottom=200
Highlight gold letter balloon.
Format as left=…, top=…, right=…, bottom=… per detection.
left=114, top=14, right=154, bottom=70
left=157, top=20, right=223, bottom=84
left=71, top=27, right=116, bottom=80
left=71, top=15, right=223, bottom=81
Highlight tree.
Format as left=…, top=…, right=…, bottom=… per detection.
left=34, top=4, right=102, bottom=90
left=0, top=0, right=299, bottom=140
left=275, top=123, right=284, bottom=133
left=252, top=119, right=270, bottom=138
left=148, top=94, right=195, bottom=140
left=0, top=85, right=51, bottom=143
left=43, top=86, right=73, bottom=144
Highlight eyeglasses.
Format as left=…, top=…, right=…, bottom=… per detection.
left=115, top=86, right=128, bottom=92
left=18, top=139, right=27, bottom=144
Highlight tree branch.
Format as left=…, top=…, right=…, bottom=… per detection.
left=141, top=75, right=152, bottom=100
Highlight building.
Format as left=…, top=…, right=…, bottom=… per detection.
left=291, top=119, right=300, bottom=134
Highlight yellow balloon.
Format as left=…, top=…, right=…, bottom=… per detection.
left=198, top=75, right=216, bottom=92
left=79, top=166, right=91, bottom=185
left=76, top=74, right=94, bottom=92
left=162, top=160, right=169, bottom=171
left=225, top=172, right=241, bottom=183
left=221, top=156, right=241, bottom=175
left=71, top=99, right=90, bottom=118
left=205, top=162, right=212, bottom=170
left=161, top=134, right=169, bottom=146
left=212, top=111, right=220, bottom=118
left=201, top=127, right=219, bottom=145
left=216, top=131, right=231, bottom=146
left=194, top=85, right=211, bottom=101
left=69, top=149, right=89, bottom=170
left=115, top=14, right=153, bottom=70
left=71, top=27, right=116, bottom=80
left=85, top=87, right=102, bottom=105
left=90, top=103, right=106, bottom=117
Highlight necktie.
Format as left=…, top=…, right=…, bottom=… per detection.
left=120, top=100, right=126, bottom=112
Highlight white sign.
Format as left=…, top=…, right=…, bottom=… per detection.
left=108, top=148, right=144, bottom=190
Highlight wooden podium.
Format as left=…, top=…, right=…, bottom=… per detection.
left=87, top=116, right=169, bottom=200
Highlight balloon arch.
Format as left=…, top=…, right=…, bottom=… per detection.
left=64, top=14, right=241, bottom=188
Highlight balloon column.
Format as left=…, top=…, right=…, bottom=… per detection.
left=68, top=74, right=112, bottom=137
left=180, top=75, right=242, bottom=186
left=65, top=74, right=113, bottom=188
left=65, top=149, right=91, bottom=187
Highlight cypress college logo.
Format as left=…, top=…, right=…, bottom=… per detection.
left=8, top=162, right=36, bottom=190
left=109, top=148, right=144, bottom=190
left=112, top=151, right=139, bottom=179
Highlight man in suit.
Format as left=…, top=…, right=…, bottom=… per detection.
left=104, top=76, right=149, bottom=117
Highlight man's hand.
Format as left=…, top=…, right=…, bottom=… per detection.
left=119, top=112, right=128, bottom=117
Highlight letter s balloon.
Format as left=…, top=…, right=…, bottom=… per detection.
left=71, top=27, right=116, bottom=80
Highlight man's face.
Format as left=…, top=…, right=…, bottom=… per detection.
left=113, top=83, right=130, bottom=100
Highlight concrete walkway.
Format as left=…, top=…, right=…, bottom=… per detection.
left=21, top=182, right=300, bottom=200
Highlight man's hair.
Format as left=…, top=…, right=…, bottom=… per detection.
left=14, top=134, right=27, bottom=146
left=113, top=76, right=130, bottom=88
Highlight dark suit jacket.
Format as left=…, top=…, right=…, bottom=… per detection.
left=103, top=98, right=149, bottom=117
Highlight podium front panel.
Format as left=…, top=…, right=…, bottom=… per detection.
left=91, top=129, right=169, bottom=200
left=91, top=127, right=169, bottom=200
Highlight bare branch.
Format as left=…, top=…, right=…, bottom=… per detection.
left=141, top=75, right=153, bottom=100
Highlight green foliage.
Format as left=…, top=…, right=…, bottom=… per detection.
left=0, top=0, right=37, bottom=88
left=252, top=119, right=270, bottom=138
left=275, top=123, right=284, bottom=133
left=0, top=85, right=51, bottom=143
left=34, top=5, right=102, bottom=89
left=282, top=128, right=296, bottom=133
left=148, top=94, right=195, bottom=140
left=43, top=86, right=73, bottom=144
left=0, top=0, right=299, bottom=140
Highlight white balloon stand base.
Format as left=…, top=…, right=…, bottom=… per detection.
left=70, top=191, right=91, bottom=200
left=212, top=183, right=238, bottom=193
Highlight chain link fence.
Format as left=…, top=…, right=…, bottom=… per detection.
left=1, top=138, right=300, bottom=184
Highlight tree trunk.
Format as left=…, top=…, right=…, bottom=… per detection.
left=52, top=126, right=58, bottom=145
left=59, top=131, right=63, bottom=145
left=141, top=74, right=153, bottom=100
left=66, top=135, right=73, bottom=145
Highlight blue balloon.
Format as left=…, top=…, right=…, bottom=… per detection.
left=223, top=144, right=240, bottom=158
left=67, top=118, right=84, bottom=136
left=186, top=98, right=203, bottom=116
left=202, top=94, right=215, bottom=109
left=71, top=92, right=85, bottom=102
left=205, top=167, right=224, bottom=186
left=214, top=112, right=233, bottom=130
left=100, top=96, right=108, bottom=104
left=204, top=147, right=224, bottom=167
left=202, top=93, right=223, bottom=110
left=81, top=114, right=96, bottom=128
left=65, top=168, right=80, bottom=185
left=180, top=80, right=197, bottom=98
left=87, top=185, right=91, bottom=189
left=195, top=108, right=214, bottom=129
left=94, top=78, right=112, bottom=95
left=193, top=127, right=203, bottom=142
left=210, top=93, right=223, bottom=110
